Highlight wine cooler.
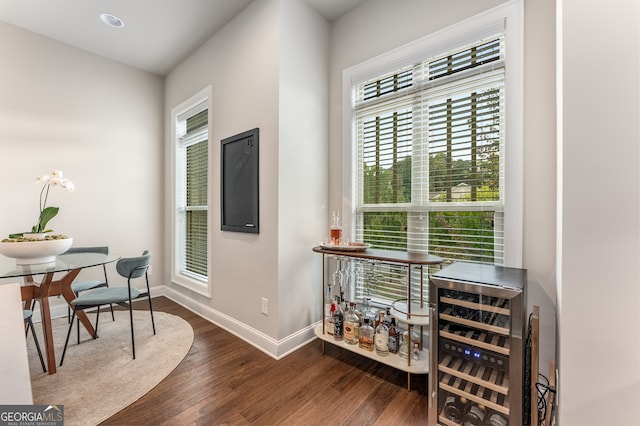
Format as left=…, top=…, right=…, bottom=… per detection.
left=428, top=262, right=527, bottom=426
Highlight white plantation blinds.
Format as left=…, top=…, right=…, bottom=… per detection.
left=353, top=36, right=505, bottom=266
left=176, top=106, right=208, bottom=280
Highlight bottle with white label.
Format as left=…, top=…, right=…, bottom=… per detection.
left=343, top=302, right=359, bottom=345
left=374, top=320, right=389, bottom=356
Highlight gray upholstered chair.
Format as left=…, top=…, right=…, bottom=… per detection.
left=64, top=246, right=115, bottom=328
left=24, top=309, right=46, bottom=372
left=60, top=250, right=156, bottom=366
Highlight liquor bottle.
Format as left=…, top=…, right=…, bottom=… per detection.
left=462, top=402, right=487, bottom=426
left=358, top=318, right=374, bottom=351
left=387, top=318, right=400, bottom=354
left=333, top=296, right=344, bottom=341
left=411, top=327, right=422, bottom=351
left=398, top=330, right=410, bottom=359
left=375, top=320, right=389, bottom=356
left=343, top=302, right=359, bottom=345
left=353, top=302, right=363, bottom=325
left=383, top=306, right=392, bottom=327
left=484, top=412, right=508, bottom=426
left=326, top=299, right=335, bottom=335
left=412, top=342, right=420, bottom=360
left=324, top=284, right=333, bottom=325
left=330, top=211, right=342, bottom=245
left=375, top=310, right=385, bottom=329
left=352, top=302, right=361, bottom=341
left=443, top=394, right=464, bottom=424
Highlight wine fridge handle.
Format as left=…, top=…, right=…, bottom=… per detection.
left=428, top=303, right=437, bottom=412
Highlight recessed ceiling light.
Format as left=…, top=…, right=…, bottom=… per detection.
left=99, top=13, right=125, bottom=29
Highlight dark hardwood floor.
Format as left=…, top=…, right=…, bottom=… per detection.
left=102, top=297, right=430, bottom=425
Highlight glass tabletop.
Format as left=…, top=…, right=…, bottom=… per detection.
left=0, top=252, right=120, bottom=279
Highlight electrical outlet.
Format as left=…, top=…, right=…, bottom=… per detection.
left=261, top=297, right=268, bottom=315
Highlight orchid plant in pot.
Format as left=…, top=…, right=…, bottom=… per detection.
left=7, top=170, right=75, bottom=241
left=0, top=170, right=75, bottom=263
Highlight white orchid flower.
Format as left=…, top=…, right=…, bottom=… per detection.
left=62, top=179, right=75, bottom=191
left=30, top=170, right=75, bottom=233
left=36, top=174, right=50, bottom=184
left=37, top=171, right=74, bottom=191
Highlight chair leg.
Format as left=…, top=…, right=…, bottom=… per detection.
left=145, top=273, right=156, bottom=335
left=60, top=308, right=77, bottom=367
left=26, top=317, right=47, bottom=373
left=128, top=301, right=136, bottom=360
left=94, top=306, right=102, bottom=339
left=104, top=264, right=115, bottom=322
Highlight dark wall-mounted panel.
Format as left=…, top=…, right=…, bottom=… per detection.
left=220, top=128, right=259, bottom=233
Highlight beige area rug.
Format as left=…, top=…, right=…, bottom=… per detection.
left=27, top=309, right=194, bottom=426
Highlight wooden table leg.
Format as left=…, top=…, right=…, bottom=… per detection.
left=33, top=273, right=57, bottom=375
left=59, top=269, right=97, bottom=339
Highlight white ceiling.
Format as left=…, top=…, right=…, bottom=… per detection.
left=0, top=0, right=368, bottom=76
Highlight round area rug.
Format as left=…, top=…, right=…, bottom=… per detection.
left=27, top=309, right=194, bottom=426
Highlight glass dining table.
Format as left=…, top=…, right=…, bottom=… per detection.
left=0, top=251, right=120, bottom=374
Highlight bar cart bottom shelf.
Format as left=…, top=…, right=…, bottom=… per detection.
left=314, top=324, right=429, bottom=390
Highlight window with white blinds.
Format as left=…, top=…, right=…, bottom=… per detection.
left=174, top=93, right=210, bottom=292
left=353, top=36, right=506, bottom=268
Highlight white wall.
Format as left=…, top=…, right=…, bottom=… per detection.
left=278, top=0, right=329, bottom=339
left=523, top=0, right=558, bottom=374
left=164, top=0, right=281, bottom=344
left=164, top=0, right=329, bottom=356
left=0, top=23, right=164, bottom=302
left=558, top=0, right=640, bottom=424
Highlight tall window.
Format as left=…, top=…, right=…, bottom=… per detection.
left=345, top=5, right=523, bottom=306
left=172, top=88, right=211, bottom=295
left=354, top=37, right=505, bottom=265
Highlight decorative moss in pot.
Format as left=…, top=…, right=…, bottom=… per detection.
left=0, top=234, right=73, bottom=265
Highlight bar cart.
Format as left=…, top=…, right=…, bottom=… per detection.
left=313, top=245, right=442, bottom=389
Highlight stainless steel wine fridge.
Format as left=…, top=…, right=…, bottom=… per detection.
left=428, top=262, right=527, bottom=426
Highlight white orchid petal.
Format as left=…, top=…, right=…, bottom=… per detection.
left=60, top=178, right=75, bottom=190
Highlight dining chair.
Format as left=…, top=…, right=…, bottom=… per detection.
left=60, top=250, right=156, bottom=366
left=24, top=309, right=47, bottom=372
left=64, top=246, right=115, bottom=329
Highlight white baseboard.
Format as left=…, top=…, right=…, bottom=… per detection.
left=158, top=285, right=318, bottom=360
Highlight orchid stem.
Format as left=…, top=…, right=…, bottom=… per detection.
left=36, top=184, right=50, bottom=233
